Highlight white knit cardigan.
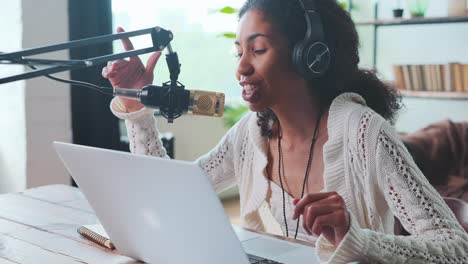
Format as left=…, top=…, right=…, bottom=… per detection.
left=111, top=93, right=468, bottom=263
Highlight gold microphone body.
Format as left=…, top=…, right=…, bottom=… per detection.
left=188, top=90, right=225, bottom=117
left=113, top=86, right=225, bottom=118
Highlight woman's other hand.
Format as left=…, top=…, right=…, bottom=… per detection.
left=102, top=26, right=162, bottom=112
left=292, top=192, right=350, bottom=247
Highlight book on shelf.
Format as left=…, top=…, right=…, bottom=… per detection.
left=392, top=65, right=404, bottom=90
left=402, top=65, right=412, bottom=90
left=422, top=64, right=432, bottom=91
left=464, top=64, right=468, bottom=92
left=408, top=65, right=417, bottom=91
left=443, top=64, right=451, bottom=92
left=435, top=65, right=443, bottom=92
left=392, top=63, right=468, bottom=92
left=429, top=65, right=437, bottom=91
left=451, top=63, right=468, bottom=92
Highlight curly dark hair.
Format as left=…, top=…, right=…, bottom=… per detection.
left=238, top=0, right=401, bottom=137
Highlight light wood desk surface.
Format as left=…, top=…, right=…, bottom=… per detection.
left=0, top=184, right=139, bottom=263
left=0, top=185, right=315, bottom=263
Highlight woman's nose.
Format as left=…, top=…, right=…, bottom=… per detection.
left=236, top=55, right=254, bottom=78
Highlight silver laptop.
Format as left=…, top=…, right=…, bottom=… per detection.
left=54, top=142, right=319, bottom=264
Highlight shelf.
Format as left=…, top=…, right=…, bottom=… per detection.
left=399, top=90, right=468, bottom=99
left=355, top=15, right=468, bottom=26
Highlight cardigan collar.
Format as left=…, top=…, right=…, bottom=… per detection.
left=240, top=113, right=269, bottom=218
left=240, top=93, right=367, bottom=219
left=322, top=93, right=366, bottom=215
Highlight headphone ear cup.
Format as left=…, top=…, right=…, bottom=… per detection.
left=305, top=41, right=330, bottom=78
left=292, top=41, right=308, bottom=78
left=296, top=41, right=330, bottom=79
left=294, top=0, right=330, bottom=79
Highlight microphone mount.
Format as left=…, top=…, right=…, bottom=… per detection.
left=0, top=26, right=187, bottom=122
left=115, top=82, right=189, bottom=123
left=0, top=27, right=174, bottom=84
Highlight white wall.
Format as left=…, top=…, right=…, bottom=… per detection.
left=0, top=0, right=72, bottom=193
left=22, top=0, right=72, bottom=188
left=156, top=115, right=240, bottom=199
left=0, top=1, right=26, bottom=193
left=396, top=97, right=468, bottom=133
left=156, top=115, right=228, bottom=161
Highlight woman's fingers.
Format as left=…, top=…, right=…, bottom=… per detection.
left=114, top=26, right=160, bottom=75
left=102, top=26, right=161, bottom=92
left=102, top=66, right=109, bottom=78
left=116, top=26, right=144, bottom=65
left=310, top=210, right=349, bottom=243
left=293, top=192, right=342, bottom=220
left=292, top=191, right=350, bottom=245
left=145, top=51, right=162, bottom=75
left=108, top=60, right=130, bottom=71
left=102, top=60, right=129, bottom=79
left=117, top=27, right=135, bottom=51
left=293, top=198, right=300, bottom=206
left=302, top=203, right=344, bottom=235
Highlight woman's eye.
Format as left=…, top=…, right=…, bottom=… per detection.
left=236, top=53, right=243, bottom=59
left=254, top=49, right=266, bottom=55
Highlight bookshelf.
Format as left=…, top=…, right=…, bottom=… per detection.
left=350, top=2, right=468, bottom=134
left=392, top=63, right=468, bottom=96
left=355, top=15, right=468, bottom=27
left=354, top=3, right=468, bottom=99
left=355, top=14, right=468, bottom=68
left=399, top=90, right=468, bottom=100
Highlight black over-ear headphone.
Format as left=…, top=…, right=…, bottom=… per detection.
left=292, top=0, right=330, bottom=79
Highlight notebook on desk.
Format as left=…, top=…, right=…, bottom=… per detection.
left=55, top=142, right=319, bottom=264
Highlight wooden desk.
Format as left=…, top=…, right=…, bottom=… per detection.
left=0, top=185, right=139, bottom=263
left=0, top=185, right=315, bottom=263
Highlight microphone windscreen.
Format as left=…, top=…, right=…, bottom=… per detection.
left=189, top=90, right=225, bottom=117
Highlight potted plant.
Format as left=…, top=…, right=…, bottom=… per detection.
left=222, top=104, right=249, bottom=129
left=393, top=0, right=404, bottom=18
left=406, top=0, right=430, bottom=18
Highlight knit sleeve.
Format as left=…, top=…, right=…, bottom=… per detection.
left=317, top=122, right=468, bottom=263
left=110, top=98, right=169, bottom=158
left=194, top=113, right=252, bottom=193
left=366, top=125, right=468, bottom=263
left=111, top=97, right=241, bottom=193
left=195, top=129, right=237, bottom=193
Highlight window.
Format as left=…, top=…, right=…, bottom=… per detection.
left=112, top=0, right=244, bottom=99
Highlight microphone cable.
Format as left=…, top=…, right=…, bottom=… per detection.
left=25, top=62, right=114, bottom=96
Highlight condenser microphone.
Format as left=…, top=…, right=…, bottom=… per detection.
left=113, top=85, right=225, bottom=118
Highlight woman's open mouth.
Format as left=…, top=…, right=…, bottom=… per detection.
left=242, top=84, right=261, bottom=103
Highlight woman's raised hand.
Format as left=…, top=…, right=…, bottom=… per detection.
left=292, top=192, right=350, bottom=247
left=102, top=27, right=162, bottom=112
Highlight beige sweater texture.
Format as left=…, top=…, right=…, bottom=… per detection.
left=111, top=93, right=468, bottom=263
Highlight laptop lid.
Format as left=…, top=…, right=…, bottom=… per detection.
left=53, top=141, right=250, bottom=264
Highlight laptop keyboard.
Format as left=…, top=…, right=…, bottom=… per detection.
left=247, top=253, right=283, bottom=263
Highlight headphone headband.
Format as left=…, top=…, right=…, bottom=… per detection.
left=298, top=0, right=325, bottom=45
left=292, top=0, right=330, bottom=79
left=298, top=0, right=317, bottom=11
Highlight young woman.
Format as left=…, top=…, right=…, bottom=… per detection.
left=102, top=0, right=467, bottom=262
